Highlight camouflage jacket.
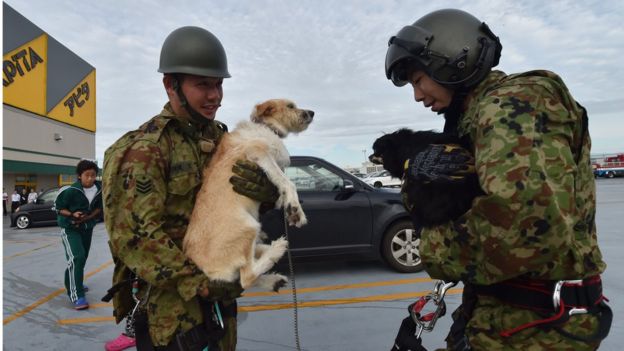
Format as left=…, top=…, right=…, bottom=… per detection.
left=103, top=103, right=227, bottom=346
left=419, top=70, right=606, bottom=285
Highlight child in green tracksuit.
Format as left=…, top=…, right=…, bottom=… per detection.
left=55, top=160, right=102, bottom=310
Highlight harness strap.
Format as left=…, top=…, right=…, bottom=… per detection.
left=101, top=278, right=135, bottom=303
left=471, top=275, right=610, bottom=340
left=473, top=276, right=603, bottom=314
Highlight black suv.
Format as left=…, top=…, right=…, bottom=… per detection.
left=261, top=156, right=422, bottom=273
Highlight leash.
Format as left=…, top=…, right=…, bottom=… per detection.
left=284, top=211, right=302, bottom=351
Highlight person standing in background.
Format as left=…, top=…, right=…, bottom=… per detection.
left=11, top=190, right=21, bottom=213
left=27, top=188, right=38, bottom=204
left=20, top=189, right=27, bottom=205
left=3, top=188, right=8, bottom=215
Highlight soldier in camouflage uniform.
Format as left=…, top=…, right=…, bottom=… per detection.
left=385, top=9, right=611, bottom=351
left=103, top=27, right=277, bottom=351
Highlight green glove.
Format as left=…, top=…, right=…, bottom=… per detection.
left=230, top=160, right=279, bottom=204
left=204, top=280, right=244, bottom=301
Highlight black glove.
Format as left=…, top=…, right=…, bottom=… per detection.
left=391, top=316, right=427, bottom=351
left=230, top=160, right=279, bottom=204
left=406, top=144, right=475, bottom=183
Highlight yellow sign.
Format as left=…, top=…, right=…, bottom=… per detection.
left=47, top=70, right=96, bottom=131
left=3, top=34, right=47, bottom=115
left=3, top=33, right=96, bottom=132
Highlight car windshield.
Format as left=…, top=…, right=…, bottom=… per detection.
left=364, top=171, right=383, bottom=178
left=286, top=162, right=344, bottom=192
left=39, top=189, right=59, bottom=203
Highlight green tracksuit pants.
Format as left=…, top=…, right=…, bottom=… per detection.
left=61, top=227, right=93, bottom=302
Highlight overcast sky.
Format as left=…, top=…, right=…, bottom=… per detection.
left=6, top=0, right=624, bottom=168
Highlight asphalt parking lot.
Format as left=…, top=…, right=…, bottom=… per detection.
left=3, top=178, right=624, bottom=350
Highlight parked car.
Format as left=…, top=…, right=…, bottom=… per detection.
left=261, top=156, right=421, bottom=273
left=10, top=187, right=60, bottom=229
left=363, top=170, right=402, bottom=188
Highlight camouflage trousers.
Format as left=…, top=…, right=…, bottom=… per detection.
left=218, top=316, right=237, bottom=351
left=442, top=295, right=603, bottom=351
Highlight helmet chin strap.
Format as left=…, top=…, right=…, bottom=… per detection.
left=441, top=88, right=469, bottom=135
left=171, top=76, right=210, bottom=125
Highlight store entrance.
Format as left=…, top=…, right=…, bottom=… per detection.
left=14, top=174, right=37, bottom=194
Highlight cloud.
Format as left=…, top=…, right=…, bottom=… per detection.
left=6, top=0, right=624, bottom=168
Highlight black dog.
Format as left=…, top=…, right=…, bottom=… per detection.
left=369, top=128, right=483, bottom=227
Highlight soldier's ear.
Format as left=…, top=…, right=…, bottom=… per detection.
left=163, top=74, right=181, bottom=98
left=163, top=75, right=174, bottom=97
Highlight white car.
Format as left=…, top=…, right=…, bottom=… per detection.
left=364, top=170, right=402, bottom=188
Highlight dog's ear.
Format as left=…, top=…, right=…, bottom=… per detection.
left=252, top=101, right=275, bottom=122
left=378, top=134, right=395, bottom=151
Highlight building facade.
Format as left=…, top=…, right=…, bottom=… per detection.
left=3, top=3, right=96, bottom=202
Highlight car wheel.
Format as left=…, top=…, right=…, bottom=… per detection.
left=382, top=220, right=423, bottom=273
left=607, top=171, right=614, bottom=178
left=15, top=214, right=31, bottom=229
left=374, top=181, right=383, bottom=188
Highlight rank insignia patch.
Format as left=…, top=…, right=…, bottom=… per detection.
left=136, top=176, right=153, bottom=194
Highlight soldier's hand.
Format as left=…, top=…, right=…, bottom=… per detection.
left=230, top=160, right=279, bottom=204
left=406, top=144, right=475, bottom=184
left=202, top=280, right=244, bottom=301
left=197, top=285, right=210, bottom=298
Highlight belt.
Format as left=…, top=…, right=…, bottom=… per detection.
left=138, top=300, right=238, bottom=351
left=155, top=324, right=213, bottom=351
left=472, top=275, right=611, bottom=340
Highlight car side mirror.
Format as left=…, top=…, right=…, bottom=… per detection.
left=342, top=179, right=355, bottom=192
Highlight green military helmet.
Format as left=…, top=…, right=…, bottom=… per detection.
left=158, top=26, right=231, bottom=78
left=385, top=9, right=502, bottom=89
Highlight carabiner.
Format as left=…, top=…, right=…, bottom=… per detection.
left=409, top=280, right=458, bottom=339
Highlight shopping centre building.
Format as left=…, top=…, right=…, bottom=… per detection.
left=3, top=2, right=96, bottom=196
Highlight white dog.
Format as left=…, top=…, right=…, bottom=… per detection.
left=184, top=99, right=314, bottom=291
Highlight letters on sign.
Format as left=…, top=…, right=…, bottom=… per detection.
left=3, top=46, right=44, bottom=87
left=63, top=82, right=90, bottom=117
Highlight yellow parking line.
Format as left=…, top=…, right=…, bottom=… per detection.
left=243, top=277, right=435, bottom=297
left=3, top=260, right=113, bottom=325
left=4, top=238, right=56, bottom=244
left=4, top=243, right=56, bottom=261
left=59, top=316, right=114, bottom=325
left=57, top=288, right=464, bottom=325
left=61, top=277, right=435, bottom=310
left=88, top=302, right=113, bottom=309
left=240, top=288, right=463, bottom=312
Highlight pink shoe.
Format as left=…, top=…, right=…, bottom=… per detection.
left=104, top=333, right=136, bottom=351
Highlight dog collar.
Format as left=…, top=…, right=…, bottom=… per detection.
left=266, top=124, right=285, bottom=138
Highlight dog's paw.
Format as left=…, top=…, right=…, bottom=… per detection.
left=257, top=230, right=269, bottom=242
left=286, top=203, right=307, bottom=227
left=255, top=273, right=288, bottom=291
left=272, top=274, right=288, bottom=292
left=268, top=237, right=288, bottom=260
